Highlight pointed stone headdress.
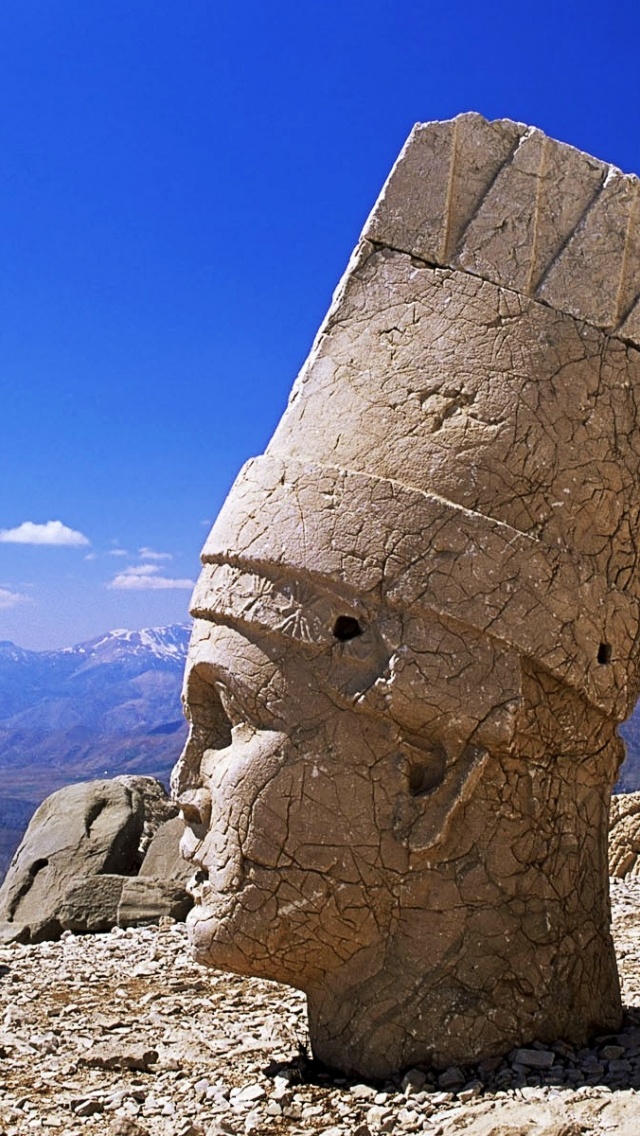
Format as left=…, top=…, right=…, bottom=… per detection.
left=194, top=113, right=640, bottom=725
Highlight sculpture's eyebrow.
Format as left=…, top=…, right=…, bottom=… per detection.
left=187, top=633, right=279, bottom=713
left=197, top=454, right=636, bottom=719
left=190, top=560, right=370, bottom=649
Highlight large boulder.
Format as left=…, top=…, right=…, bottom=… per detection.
left=0, top=779, right=144, bottom=941
left=0, top=776, right=191, bottom=941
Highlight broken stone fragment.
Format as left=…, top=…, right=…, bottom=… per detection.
left=139, top=815, right=192, bottom=882
left=438, top=1067, right=466, bottom=1089
left=117, top=877, right=192, bottom=927
left=511, top=1047, right=556, bottom=1069
left=79, top=1040, right=159, bottom=1072
left=58, top=874, right=192, bottom=932
left=609, top=792, right=640, bottom=878
left=0, top=777, right=192, bottom=940
left=59, top=875, right=125, bottom=933
left=0, top=780, right=145, bottom=941
left=107, top=1120, right=150, bottom=1136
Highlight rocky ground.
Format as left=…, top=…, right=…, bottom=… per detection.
left=1, top=882, right=640, bottom=1136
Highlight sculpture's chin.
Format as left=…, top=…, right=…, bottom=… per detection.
left=185, top=888, right=290, bottom=983
left=185, top=898, right=255, bottom=974
left=185, top=870, right=353, bottom=990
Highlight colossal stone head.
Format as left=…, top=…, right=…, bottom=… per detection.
left=172, top=114, right=640, bottom=1078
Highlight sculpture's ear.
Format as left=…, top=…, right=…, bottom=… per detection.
left=392, top=739, right=490, bottom=854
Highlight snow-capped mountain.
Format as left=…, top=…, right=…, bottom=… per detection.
left=0, top=624, right=191, bottom=879
left=0, top=622, right=190, bottom=671
left=58, top=624, right=190, bottom=664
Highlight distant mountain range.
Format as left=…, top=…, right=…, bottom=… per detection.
left=616, top=716, right=640, bottom=792
left=0, top=624, right=190, bottom=878
left=1, top=623, right=640, bottom=881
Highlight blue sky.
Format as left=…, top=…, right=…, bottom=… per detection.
left=1, top=0, right=639, bottom=649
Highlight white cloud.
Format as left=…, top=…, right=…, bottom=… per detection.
left=0, top=587, right=30, bottom=609
left=108, top=563, right=194, bottom=591
left=139, top=547, right=173, bottom=561
left=107, top=548, right=128, bottom=558
left=121, top=564, right=160, bottom=577
left=0, top=520, right=90, bottom=547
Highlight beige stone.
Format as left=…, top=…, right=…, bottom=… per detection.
left=0, top=780, right=145, bottom=942
left=609, top=791, right=640, bottom=877
left=117, top=876, right=192, bottom=926
left=0, top=778, right=189, bottom=941
left=59, top=874, right=125, bottom=933
left=363, top=112, right=640, bottom=341
left=139, top=815, right=192, bottom=882
left=538, top=169, right=640, bottom=329
left=438, top=1097, right=639, bottom=1135
left=173, top=114, right=640, bottom=1078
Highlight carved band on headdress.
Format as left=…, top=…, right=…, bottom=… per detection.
left=195, top=455, right=638, bottom=719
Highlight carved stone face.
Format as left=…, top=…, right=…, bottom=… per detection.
left=174, top=565, right=622, bottom=1076
left=173, top=113, right=640, bottom=1076
left=173, top=553, right=620, bottom=1078
left=174, top=575, right=519, bottom=984
left=174, top=563, right=524, bottom=1069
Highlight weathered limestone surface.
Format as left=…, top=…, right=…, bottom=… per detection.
left=117, top=877, right=193, bottom=928
left=173, top=115, right=640, bottom=1077
left=58, top=875, right=193, bottom=934
left=140, top=817, right=194, bottom=884
left=0, top=778, right=190, bottom=942
left=610, top=792, right=640, bottom=878
left=363, top=113, right=640, bottom=342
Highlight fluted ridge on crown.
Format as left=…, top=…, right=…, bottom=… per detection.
left=363, top=112, right=640, bottom=345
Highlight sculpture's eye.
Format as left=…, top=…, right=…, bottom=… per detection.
left=597, top=642, right=612, bottom=665
left=406, top=745, right=446, bottom=796
left=188, top=667, right=233, bottom=750
left=332, top=615, right=363, bottom=642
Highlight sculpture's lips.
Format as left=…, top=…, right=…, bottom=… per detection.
left=184, top=884, right=310, bottom=986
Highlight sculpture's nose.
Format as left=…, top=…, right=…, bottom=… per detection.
left=177, top=786, right=212, bottom=828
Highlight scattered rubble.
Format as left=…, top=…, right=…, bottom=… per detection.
left=0, top=878, right=639, bottom=1134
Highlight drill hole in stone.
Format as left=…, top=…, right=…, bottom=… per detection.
left=332, top=615, right=363, bottom=642
left=597, top=642, right=612, bottom=665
